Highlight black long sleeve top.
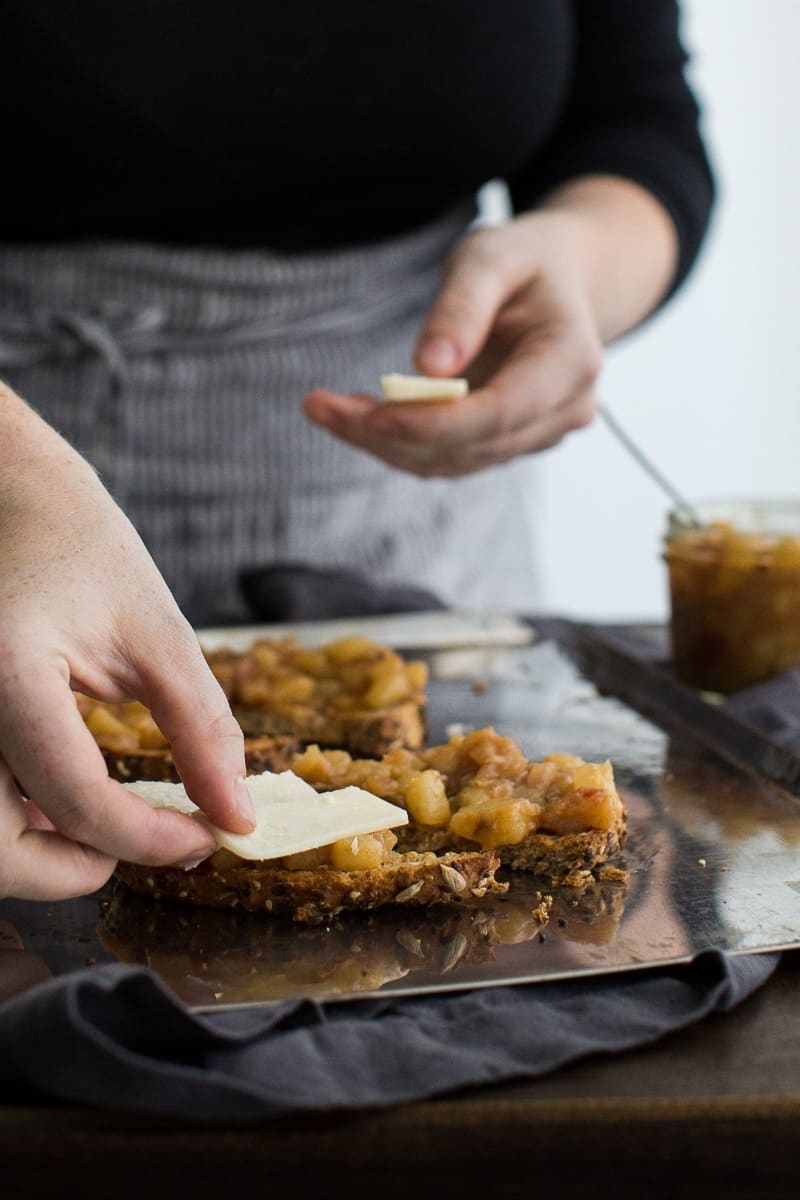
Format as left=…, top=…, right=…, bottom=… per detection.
left=3, top=0, right=714, bottom=291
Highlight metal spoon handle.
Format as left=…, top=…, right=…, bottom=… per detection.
left=598, top=403, right=702, bottom=526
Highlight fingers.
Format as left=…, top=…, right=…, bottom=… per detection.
left=0, top=662, right=218, bottom=867
left=304, top=389, right=378, bottom=434
left=126, top=619, right=253, bottom=834
left=422, top=387, right=597, bottom=475
left=413, top=230, right=532, bottom=376
left=304, top=324, right=601, bottom=476
left=1, top=826, right=115, bottom=902
left=0, top=760, right=115, bottom=901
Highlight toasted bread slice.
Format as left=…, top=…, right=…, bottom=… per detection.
left=391, top=825, right=623, bottom=887
left=114, top=849, right=505, bottom=925
left=230, top=703, right=424, bottom=758
left=290, top=728, right=627, bottom=886
left=208, top=635, right=427, bottom=755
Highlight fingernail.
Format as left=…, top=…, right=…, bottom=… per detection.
left=419, top=335, right=458, bottom=373
left=176, top=826, right=217, bottom=868
left=177, top=848, right=215, bottom=871
left=234, top=776, right=256, bottom=828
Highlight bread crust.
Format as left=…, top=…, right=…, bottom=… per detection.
left=500, top=828, right=625, bottom=884
left=394, top=825, right=626, bottom=887
left=103, top=735, right=302, bottom=783
left=232, top=702, right=425, bottom=757
left=114, top=849, right=506, bottom=925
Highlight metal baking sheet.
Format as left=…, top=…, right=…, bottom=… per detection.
left=3, top=618, right=800, bottom=1011
left=195, top=609, right=535, bottom=653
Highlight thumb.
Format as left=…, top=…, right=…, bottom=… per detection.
left=414, top=234, right=514, bottom=376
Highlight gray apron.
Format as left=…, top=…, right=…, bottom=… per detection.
left=0, top=209, right=539, bottom=625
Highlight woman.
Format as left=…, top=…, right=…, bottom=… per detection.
left=0, top=1, right=714, bottom=900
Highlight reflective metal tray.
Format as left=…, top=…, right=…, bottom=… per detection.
left=3, top=618, right=800, bottom=1011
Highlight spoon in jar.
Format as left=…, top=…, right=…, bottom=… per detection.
left=598, top=403, right=703, bottom=527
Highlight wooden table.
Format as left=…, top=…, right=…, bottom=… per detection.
left=3, top=949, right=799, bottom=1200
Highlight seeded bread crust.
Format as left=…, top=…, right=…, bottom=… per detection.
left=232, top=701, right=425, bottom=757
left=394, top=824, right=626, bottom=887
left=499, top=828, right=625, bottom=883
left=102, top=735, right=303, bottom=783
left=114, top=849, right=506, bottom=925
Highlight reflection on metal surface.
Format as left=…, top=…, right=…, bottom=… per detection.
left=2, top=632, right=800, bottom=1010
left=95, top=873, right=627, bottom=1009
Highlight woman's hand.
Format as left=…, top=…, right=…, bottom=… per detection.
left=0, top=386, right=254, bottom=902
left=304, top=176, right=677, bottom=477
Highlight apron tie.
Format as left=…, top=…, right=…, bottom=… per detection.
left=0, top=267, right=440, bottom=379
left=0, top=302, right=168, bottom=397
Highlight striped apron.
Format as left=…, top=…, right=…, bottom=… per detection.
left=0, top=209, right=539, bottom=626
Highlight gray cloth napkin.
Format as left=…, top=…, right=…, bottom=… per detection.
left=0, top=951, right=778, bottom=1120
left=596, top=623, right=800, bottom=755
left=239, top=562, right=446, bottom=622
left=726, top=669, right=800, bottom=752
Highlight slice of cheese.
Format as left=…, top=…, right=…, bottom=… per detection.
left=124, top=770, right=408, bottom=861
left=380, top=373, right=468, bottom=403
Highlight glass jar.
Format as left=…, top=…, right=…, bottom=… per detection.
left=664, top=498, right=800, bottom=693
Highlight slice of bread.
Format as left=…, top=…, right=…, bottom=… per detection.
left=209, top=634, right=427, bottom=756
left=392, top=825, right=624, bottom=887
left=230, top=703, right=424, bottom=758
left=290, top=728, right=627, bottom=888
left=111, top=726, right=626, bottom=922
left=114, top=848, right=505, bottom=925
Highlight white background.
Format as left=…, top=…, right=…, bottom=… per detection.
left=530, top=0, right=800, bottom=621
